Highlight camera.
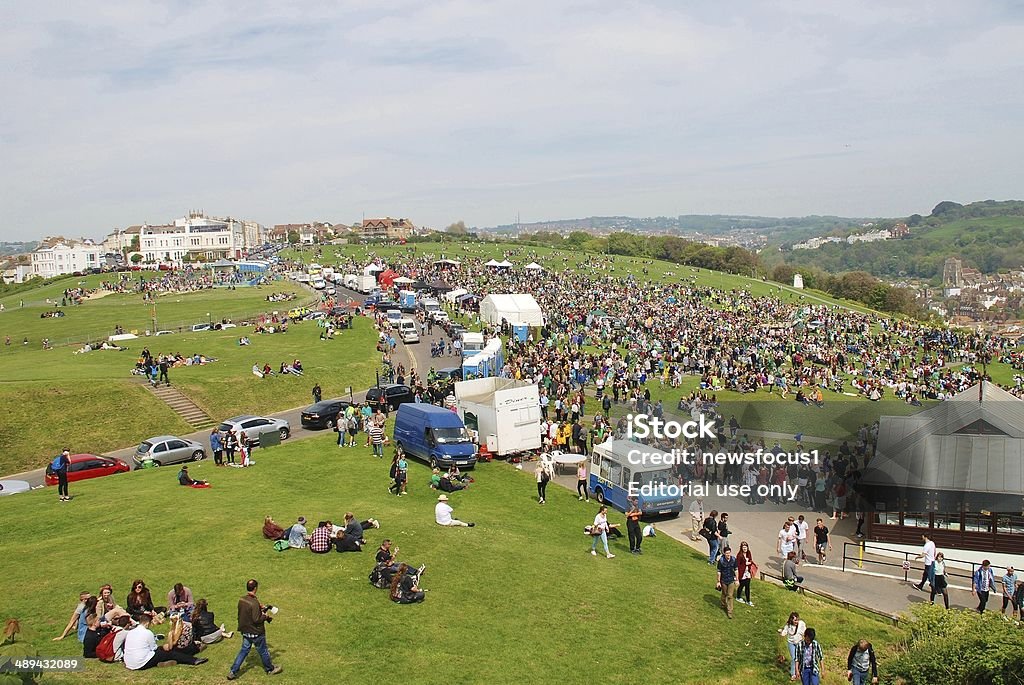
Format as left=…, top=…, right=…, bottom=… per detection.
left=262, top=604, right=279, bottom=621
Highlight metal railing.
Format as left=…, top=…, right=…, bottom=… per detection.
left=757, top=569, right=901, bottom=626
left=841, top=541, right=1010, bottom=588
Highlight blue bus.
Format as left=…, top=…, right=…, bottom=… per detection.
left=588, top=439, right=683, bottom=517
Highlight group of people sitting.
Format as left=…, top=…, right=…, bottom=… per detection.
left=54, top=580, right=232, bottom=670
left=429, top=465, right=473, bottom=492
left=368, top=539, right=427, bottom=604
left=263, top=513, right=380, bottom=553
left=251, top=359, right=303, bottom=378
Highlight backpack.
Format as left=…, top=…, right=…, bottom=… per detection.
left=273, top=540, right=289, bottom=552
left=369, top=564, right=391, bottom=589
left=96, top=629, right=119, bottom=662
left=50, top=454, right=64, bottom=471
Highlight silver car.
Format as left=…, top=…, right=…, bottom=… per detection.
left=219, top=415, right=291, bottom=447
left=134, top=435, right=207, bottom=468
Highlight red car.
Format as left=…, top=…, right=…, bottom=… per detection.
left=45, top=454, right=131, bottom=486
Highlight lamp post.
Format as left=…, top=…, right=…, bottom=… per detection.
left=207, top=312, right=212, bottom=325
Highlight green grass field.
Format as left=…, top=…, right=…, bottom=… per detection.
left=0, top=307, right=380, bottom=475
left=0, top=435, right=902, bottom=684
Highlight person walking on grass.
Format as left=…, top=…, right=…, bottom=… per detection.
left=227, top=579, right=282, bottom=680
left=796, top=627, right=823, bottom=685
left=53, top=448, right=71, bottom=502
left=716, top=546, right=738, bottom=619
left=702, top=510, right=721, bottom=565
left=778, top=612, right=806, bottom=682
left=846, top=639, right=878, bottom=685
left=535, top=461, right=550, bottom=504
left=735, top=541, right=757, bottom=606
left=576, top=462, right=589, bottom=502
left=312, top=383, right=322, bottom=404
left=590, top=505, right=614, bottom=558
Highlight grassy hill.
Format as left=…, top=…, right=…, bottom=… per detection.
left=776, top=200, right=1024, bottom=281
left=0, top=435, right=902, bottom=684
left=0, top=279, right=380, bottom=474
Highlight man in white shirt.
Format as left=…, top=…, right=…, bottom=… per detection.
left=913, top=533, right=937, bottom=591
left=123, top=614, right=206, bottom=670
left=434, top=494, right=474, bottom=527
left=777, top=521, right=798, bottom=560
left=795, top=515, right=810, bottom=562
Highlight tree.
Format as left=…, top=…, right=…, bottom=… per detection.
left=287, top=231, right=300, bottom=244
left=446, top=221, right=468, bottom=234
left=931, top=201, right=963, bottom=216
left=829, top=271, right=879, bottom=302
left=130, top=254, right=143, bottom=264
left=771, top=264, right=797, bottom=285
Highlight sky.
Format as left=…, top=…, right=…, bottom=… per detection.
left=2, top=0, right=1023, bottom=240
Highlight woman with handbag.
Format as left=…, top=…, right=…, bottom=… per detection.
left=777, top=611, right=806, bottom=682
left=736, top=541, right=757, bottom=606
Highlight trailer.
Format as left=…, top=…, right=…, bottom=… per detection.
left=356, top=274, right=378, bottom=294
left=454, top=377, right=541, bottom=458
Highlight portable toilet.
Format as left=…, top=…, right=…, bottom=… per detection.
left=512, top=324, right=528, bottom=342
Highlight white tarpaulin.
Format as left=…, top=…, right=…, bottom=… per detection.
left=479, top=293, right=544, bottom=326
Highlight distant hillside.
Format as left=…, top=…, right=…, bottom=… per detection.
left=489, top=214, right=868, bottom=241
left=0, top=241, right=38, bottom=256
left=773, top=200, right=1024, bottom=281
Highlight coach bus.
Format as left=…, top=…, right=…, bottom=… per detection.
left=588, top=439, right=683, bottom=517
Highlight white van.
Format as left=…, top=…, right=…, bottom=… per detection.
left=398, top=318, right=419, bottom=343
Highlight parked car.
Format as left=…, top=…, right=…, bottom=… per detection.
left=393, top=403, right=477, bottom=469
left=191, top=323, right=212, bottom=332
left=365, top=384, right=415, bottom=411
left=435, top=367, right=463, bottom=382
left=134, top=436, right=207, bottom=468
left=154, top=330, right=175, bottom=336
left=430, top=310, right=450, bottom=323
left=219, top=415, right=291, bottom=446
left=45, top=453, right=131, bottom=485
left=301, top=400, right=352, bottom=430
left=0, top=479, right=30, bottom=496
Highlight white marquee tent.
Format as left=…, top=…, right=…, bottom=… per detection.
left=479, top=293, right=544, bottom=326
left=524, top=262, right=544, bottom=271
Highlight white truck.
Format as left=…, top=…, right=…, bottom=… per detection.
left=454, top=377, right=541, bottom=457
left=356, top=274, right=377, bottom=294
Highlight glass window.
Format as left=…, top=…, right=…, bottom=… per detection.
left=902, top=512, right=930, bottom=528
left=609, top=461, right=622, bottom=487
left=591, top=454, right=601, bottom=472
left=964, top=513, right=993, bottom=533
left=933, top=513, right=962, bottom=531
left=996, top=515, right=1024, bottom=535
left=600, top=458, right=612, bottom=481
left=153, top=443, right=168, bottom=453
left=878, top=512, right=900, bottom=526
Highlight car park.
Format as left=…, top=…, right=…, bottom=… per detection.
left=301, top=400, right=352, bottom=429
left=134, top=436, right=207, bottom=468
left=45, top=453, right=131, bottom=485
left=365, top=384, right=415, bottom=410
left=218, top=415, right=291, bottom=446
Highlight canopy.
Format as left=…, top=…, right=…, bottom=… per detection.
left=444, top=288, right=468, bottom=303
left=378, top=268, right=399, bottom=288
left=479, top=293, right=544, bottom=326
left=484, top=259, right=502, bottom=267
left=393, top=276, right=415, bottom=285
left=434, top=259, right=461, bottom=266
left=495, top=260, right=513, bottom=268
left=524, top=262, right=544, bottom=271
left=429, top=280, right=454, bottom=292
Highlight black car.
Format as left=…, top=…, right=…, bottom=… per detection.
left=435, top=367, right=463, bottom=383
left=300, top=399, right=351, bottom=429
left=364, top=384, right=415, bottom=410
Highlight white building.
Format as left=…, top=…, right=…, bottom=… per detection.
left=1, top=264, right=35, bottom=284
left=31, top=240, right=104, bottom=278
left=139, top=211, right=248, bottom=264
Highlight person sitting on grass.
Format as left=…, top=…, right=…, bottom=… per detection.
left=389, top=564, right=426, bottom=604
left=122, top=613, right=207, bottom=671
left=53, top=591, right=91, bottom=642
left=309, top=521, right=333, bottom=554
left=262, top=516, right=286, bottom=541
left=190, top=599, right=233, bottom=644
left=177, top=466, right=209, bottom=488
left=287, top=516, right=309, bottom=549
left=341, top=512, right=379, bottom=546
left=333, top=530, right=362, bottom=553
left=434, top=495, right=474, bottom=527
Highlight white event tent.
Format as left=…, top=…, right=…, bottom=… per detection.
left=479, top=294, right=544, bottom=326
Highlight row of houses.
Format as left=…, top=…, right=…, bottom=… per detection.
left=268, top=217, right=416, bottom=244
left=14, top=213, right=421, bottom=282
left=791, top=223, right=909, bottom=250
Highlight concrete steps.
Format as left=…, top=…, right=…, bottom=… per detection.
left=139, top=379, right=217, bottom=429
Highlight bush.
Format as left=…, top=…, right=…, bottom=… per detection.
left=886, top=604, right=1024, bottom=685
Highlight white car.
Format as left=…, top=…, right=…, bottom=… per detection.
left=430, top=310, right=450, bottom=323
left=401, top=329, right=420, bottom=344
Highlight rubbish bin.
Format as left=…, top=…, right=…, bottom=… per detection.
left=259, top=430, right=282, bottom=449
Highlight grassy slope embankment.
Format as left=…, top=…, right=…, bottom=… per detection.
left=0, top=435, right=902, bottom=684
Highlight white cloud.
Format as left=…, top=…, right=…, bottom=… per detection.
left=1, top=0, right=1023, bottom=238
